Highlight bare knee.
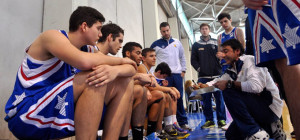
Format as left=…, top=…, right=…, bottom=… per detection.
left=105, top=77, right=134, bottom=103
left=73, top=71, right=107, bottom=102
left=164, top=93, right=170, bottom=103
left=151, top=90, right=164, bottom=100
left=134, top=85, right=145, bottom=100
left=109, top=77, right=134, bottom=94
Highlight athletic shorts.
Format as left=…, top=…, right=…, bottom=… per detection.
left=247, top=0, right=300, bottom=66
left=7, top=76, right=75, bottom=140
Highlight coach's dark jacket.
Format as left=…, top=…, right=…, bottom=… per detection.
left=191, top=36, right=221, bottom=78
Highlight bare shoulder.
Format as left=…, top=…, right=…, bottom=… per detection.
left=34, top=30, right=70, bottom=49
left=41, top=30, right=77, bottom=56
left=30, top=30, right=83, bottom=64
left=236, top=27, right=244, bottom=34
left=217, top=35, right=221, bottom=47
left=235, top=28, right=245, bottom=45
left=27, top=30, right=67, bottom=60
left=217, top=34, right=221, bottom=42
left=40, top=30, right=70, bottom=45
left=137, top=65, right=147, bottom=73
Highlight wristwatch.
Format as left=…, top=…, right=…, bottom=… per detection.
left=226, top=80, right=233, bottom=89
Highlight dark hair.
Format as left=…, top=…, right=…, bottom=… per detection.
left=217, top=13, right=231, bottom=21
left=160, top=22, right=170, bottom=29
left=98, top=23, right=124, bottom=42
left=142, top=48, right=155, bottom=57
left=122, top=42, right=142, bottom=58
left=221, top=39, right=244, bottom=56
left=69, top=6, right=105, bottom=32
left=200, top=23, right=210, bottom=30
left=155, top=62, right=171, bottom=77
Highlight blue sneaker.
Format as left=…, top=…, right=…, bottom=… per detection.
left=173, top=122, right=189, bottom=133
left=144, top=132, right=161, bottom=140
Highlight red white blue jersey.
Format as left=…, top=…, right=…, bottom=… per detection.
left=219, top=28, right=238, bottom=73
left=151, top=72, right=165, bottom=86
left=219, top=27, right=238, bottom=44
left=5, top=30, right=76, bottom=139
left=81, top=45, right=99, bottom=53
left=246, top=0, right=300, bottom=66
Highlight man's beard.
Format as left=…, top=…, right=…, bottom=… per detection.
left=163, top=35, right=170, bottom=40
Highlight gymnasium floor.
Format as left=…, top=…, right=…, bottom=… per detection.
left=184, top=101, right=295, bottom=140
left=185, top=112, right=226, bottom=140
left=59, top=101, right=294, bottom=140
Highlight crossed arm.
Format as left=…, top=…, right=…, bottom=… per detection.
left=137, top=65, right=179, bottom=100
left=35, top=30, right=137, bottom=87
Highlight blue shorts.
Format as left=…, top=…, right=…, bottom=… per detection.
left=247, top=0, right=300, bottom=66
left=7, top=75, right=107, bottom=139
left=7, top=76, right=76, bottom=140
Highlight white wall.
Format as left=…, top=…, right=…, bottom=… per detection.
left=90, top=0, right=117, bottom=23
left=168, top=17, right=179, bottom=39
left=0, top=0, right=44, bottom=138
left=157, top=4, right=168, bottom=30
left=90, top=0, right=144, bottom=57
left=142, top=0, right=160, bottom=49
left=43, top=0, right=73, bottom=31
left=117, top=0, right=144, bottom=50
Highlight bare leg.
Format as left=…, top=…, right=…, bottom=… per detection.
left=172, top=98, right=177, bottom=115
left=275, top=58, right=300, bottom=139
left=132, top=85, right=148, bottom=126
left=164, top=94, right=173, bottom=117
left=102, top=77, right=134, bottom=140
left=120, top=85, right=147, bottom=137
left=147, top=90, right=164, bottom=121
left=145, top=90, right=164, bottom=135
left=73, top=72, right=107, bottom=140
left=159, top=94, right=173, bottom=131
left=119, top=93, right=133, bottom=137
left=156, top=93, right=166, bottom=131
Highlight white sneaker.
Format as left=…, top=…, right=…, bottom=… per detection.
left=245, top=129, right=270, bottom=140
left=270, top=120, right=286, bottom=140
left=221, top=121, right=231, bottom=131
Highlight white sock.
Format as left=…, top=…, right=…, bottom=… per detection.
left=171, top=115, right=177, bottom=124
left=164, top=116, right=172, bottom=125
